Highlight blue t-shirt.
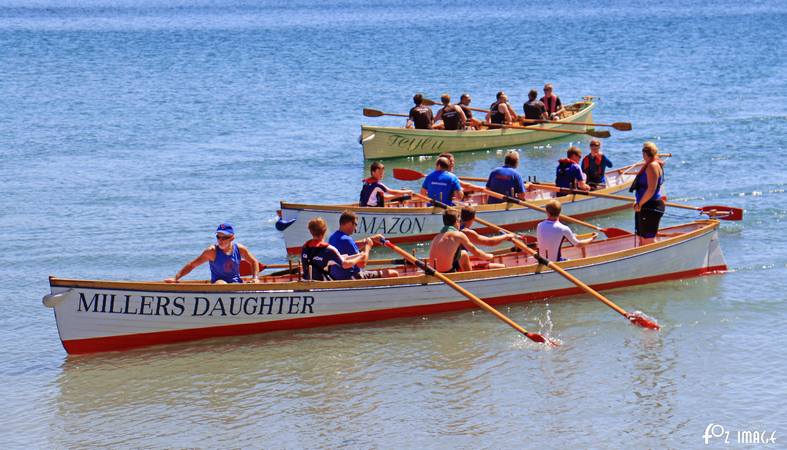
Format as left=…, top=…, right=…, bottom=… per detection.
left=422, top=169, right=462, bottom=206
left=486, top=165, right=525, bottom=204
left=327, top=230, right=361, bottom=280
left=555, top=160, right=584, bottom=189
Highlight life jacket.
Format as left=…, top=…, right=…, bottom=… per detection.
left=489, top=101, right=505, bottom=124
left=409, top=105, right=433, bottom=129
left=555, top=158, right=580, bottom=189
left=301, top=240, right=334, bottom=281
left=582, top=154, right=606, bottom=185
left=541, top=95, right=560, bottom=114
left=359, top=177, right=385, bottom=207
left=459, top=104, right=473, bottom=120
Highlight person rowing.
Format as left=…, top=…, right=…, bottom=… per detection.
left=433, top=93, right=467, bottom=130
left=632, top=142, right=666, bottom=246
left=555, top=146, right=590, bottom=195
left=459, top=206, right=513, bottom=269
left=522, top=89, right=548, bottom=124
left=581, top=139, right=613, bottom=190
left=421, top=157, right=464, bottom=205
left=328, top=211, right=399, bottom=279
left=360, top=161, right=412, bottom=207
left=540, top=83, right=564, bottom=120
left=459, top=93, right=483, bottom=129
left=166, top=223, right=259, bottom=284
left=485, top=150, right=529, bottom=204
left=428, top=210, right=495, bottom=273
left=301, top=217, right=372, bottom=281
left=406, top=93, right=434, bottom=129
left=486, top=91, right=516, bottom=125
left=536, top=201, right=596, bottom=262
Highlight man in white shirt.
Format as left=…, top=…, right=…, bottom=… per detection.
left=536, top=200, right=596, bottom=261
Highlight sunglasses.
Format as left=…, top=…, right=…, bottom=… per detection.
left=590, top=143, right=600, bottom=147
left=216, top=234, right=232, bottom=240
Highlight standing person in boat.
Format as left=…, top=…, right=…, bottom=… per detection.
left=485, top=150, right=529, bottom=204
left=165, top=223, right=260, bottom=284
left=360, top=161, right=413, bottom=207
left=421, top=157, right=464, bottom=205
left=433, top=93, right=467, bottom=130
left=555, top=146, right=590, bottom=195
left=540, top=83, right=564, bottom=120
left=428, top=210, right=495, bottom=272
left=406, top=93, right=434, bottom=129
left=522, top=89, right=548, bottom=124
left=536, top=201, right=597, bottom=262
left=328, top=211, right=399, bottom=279
left=459, top=93, right=483, bottom=129
left=581, top=139, right=613, bottom=190
left=486, top=91, right=516, bottom=125
left=632, top=142, right=666, bottom=246
left=301, top=217, right=369, bottom=281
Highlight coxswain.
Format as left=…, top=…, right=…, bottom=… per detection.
left=486, top=91, right=516, bottom=125
left=433, top=93, right=467, bottom=130
left=421, top=157, right=464, bottom=205
left=632, top=142, right=666, bottom=246
left=581, top=139, right=613, bottom=190
left=540, top=83, right=564, bottom=120
left=328, top=211, right=398, bottom=279
left=406, top=93, right=434, bottom=129
left=459, top=93, right=483, bottom=129
left=555, top=146, right=590, bottom=194
left=536, top=201, right=596, bottom=262
left=166, top=223, right=259, bottom=284
left=522, top=89, right=548, bottom=124
left=360, top=161, right=412, bottom=207
left=428, top=210, right=494, bottom=272
left=485, top=150, right=528, bottom=204
left=301, top=217, right=367, bottom=281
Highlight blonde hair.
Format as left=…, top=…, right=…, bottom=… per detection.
left=642, top=141, right=659, bottom=158
left=307, top=217, right=328, bottom=238
left=545, top=200, right=562, bottom=217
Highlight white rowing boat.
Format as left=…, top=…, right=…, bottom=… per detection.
left=44, top=220, right=725, bottom=354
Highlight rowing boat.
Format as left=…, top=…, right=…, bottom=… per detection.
left=360, top=100, right=595, bottom=159
left=278, top=160, right=646, bottom=255
left=43, top=220, right=726, bottom=354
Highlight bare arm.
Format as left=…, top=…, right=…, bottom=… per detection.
left=456, top=105, right=467, bottom=127
left=457, top=232, right=494, bottom=260
left=453, top=189, right=465, bottom=201
left=463, top=228, right=513, bottom=247
left=166, top=247, right=215, bottom=282
left=237, top=244, right=260, bottom=280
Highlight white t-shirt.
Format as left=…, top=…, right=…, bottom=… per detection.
left=536, top=218, right=581, bottom=261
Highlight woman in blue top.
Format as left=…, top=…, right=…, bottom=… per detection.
left=166, top=223, right=260, bottom=284
left=632, top=142, right=665, bottom=245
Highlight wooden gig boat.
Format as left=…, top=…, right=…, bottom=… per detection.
left=278, top=160, right=646, bottom=255
left=44, top=220, right=726, bottom=354
left=360, top=100, right=595, bottom=159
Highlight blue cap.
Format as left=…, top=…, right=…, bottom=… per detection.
left=216, top=223, right=234, bottom=235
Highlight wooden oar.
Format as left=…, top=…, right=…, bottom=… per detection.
left=413, top=194, right=660, bottom=330
left=381, top=238, right=559, bottom=345
left=392, top=167, right=486, bottom=182
left=363, top=108, right=409, bottom=118
left=530, top=184, right=743, bottom=220
left=484, top=122, right=611, bottom=139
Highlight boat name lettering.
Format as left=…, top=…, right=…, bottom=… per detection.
left=77, top=292, right=316, bottom=317
left=356, top=216, right=425, bottom=236
left=387, top=134, right=445, bottom=152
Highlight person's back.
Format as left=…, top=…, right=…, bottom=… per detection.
left=555, top=146, right=588, bottom=192
left=421, top=157, right=463, bottom=206
left=486, top=151, right=525, bottom=204
left=536, top=200, right=595, bottom=261
left=440, top=104, right=462, bottom=130
left=428, top=229, right=465, bottom=273
left=301, top=240, right=342, bottom=281
left=327, top=229, right=361, bottom=280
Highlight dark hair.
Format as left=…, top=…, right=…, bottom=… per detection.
left=496, top=91, right=505, bottom=100
left=339, top=210, right=357, bottom=226
left=504, top=151, right=519, bottom=168
left=307, top=217, right=328, bottom=238
left=460, top=93, right=470, bottom=102
left=545, top=200, right=562, bottom=217
left=442, top=210, right=459, bottom=227
left=441, top=93, right=450, bottom=105
left=567, top=146, right=582, bottom=159
left=528, top=89, right=538, bottom=100
left=460, top=206, right=476, bottom=223
left=370, top=161, right=384, bottom=174
left=413, top=93, right=423, bottom=105
left=436, top=157, right=451, bottom=170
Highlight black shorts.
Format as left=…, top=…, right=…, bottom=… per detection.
left=635, top=199, right=665, bottom=238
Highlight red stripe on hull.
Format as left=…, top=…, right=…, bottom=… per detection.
left=62, top=264, right=726, bottom=355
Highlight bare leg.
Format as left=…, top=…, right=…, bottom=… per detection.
left=458, top=250, right=472, bottom=272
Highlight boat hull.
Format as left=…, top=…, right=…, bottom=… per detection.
left=45, top=221, right=726, bottom=354
left=360, top=101, right=595, bottom=159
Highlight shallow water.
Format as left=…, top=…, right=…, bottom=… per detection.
left=1, top=0, right=787, bottom=447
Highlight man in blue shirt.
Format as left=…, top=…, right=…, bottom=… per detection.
left=420, top=157, right=464, bottom=205
left=555, top=146, right=590, bottom=195
left=327, top=211, right=399, bottom=280
left=486, top=151, right=528, bottom=204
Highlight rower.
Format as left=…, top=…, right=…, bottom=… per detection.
left=486, top=91, right=516, bottom=125
left=540, top=83, right=564, bottom=120
left=433, top=93, right=467, bottom=130
left=536, top=201, right=596, bottom=262
left=485, top=150, right=528, bottom=204
left=301, top=217, right=366, bottom=281
left=581, top=139, right=613, bottom=190
left=165, top=223, right=259, bottom=284
left=421, top=157, right=463, bottom=206
left=328, top=211, right=398, bottom=279
left=459, top=206, right=513, bottom=269
left=459, top=93, right=483, bottom=129
left=428, top=210, right=494, bottom=272
left=522, top=89, right=548, bottom=123
left=406, top=93, right=434, bottom=129
left=360, top=161, right=412, bottom=207
left=556, top=146, right=590, bottom=195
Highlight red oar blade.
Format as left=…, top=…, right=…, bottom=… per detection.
left=626, top=311, right=661, bottom=330
left=392, top=167, right=426, bottom=181
left=602, top=227, right=634, bottom=238
left=700, top=205, right=743, bottom=221
left=525, top=332, right=561, bottom=347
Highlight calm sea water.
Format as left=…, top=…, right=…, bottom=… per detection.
left=2, top=1, right=786, bottom=448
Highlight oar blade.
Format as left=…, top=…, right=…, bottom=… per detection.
left=363, top=108, right=385, bottom=117
left=700, top=205, right=743, bottom=221
left=626, top=311, right=661, bottom=330
left=422, top=98, right=438, bottom=106
left=612, top=122, right=633, bottom=131
left=601, top=227, right=634, bottom=238
left=525, top=332, right=561, bottom=347
left=587, top=129, right=612, bottom=138
left=392, top=167, right=426, bottom=181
